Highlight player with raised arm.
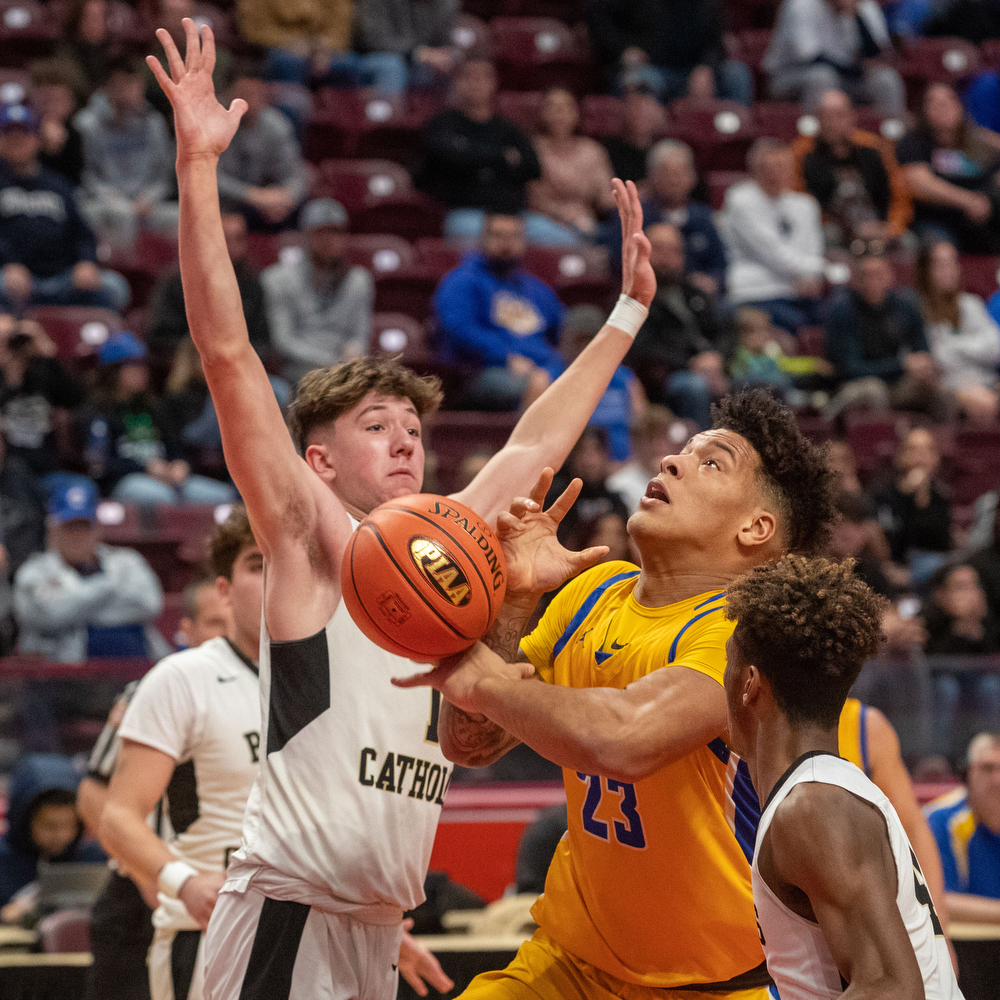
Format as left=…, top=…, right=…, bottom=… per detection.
left=146, top=19, right=656, bottom=1000
left=396, top=390, right=836, bottom=999
left=724, top=555, right=961, bottom=999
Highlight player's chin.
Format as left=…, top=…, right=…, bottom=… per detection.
left=383, top=473, right=421, bottom=499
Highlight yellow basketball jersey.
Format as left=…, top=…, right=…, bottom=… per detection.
left=520, top=562, right=766, bottom=990
left=838, top=697, right=871, bottom=774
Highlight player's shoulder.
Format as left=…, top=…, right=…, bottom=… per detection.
left=924, top=786, right=970, bottom=826
left=139, top=638, right=235, bottom=688
left=558, top=560, right=640, bottom=608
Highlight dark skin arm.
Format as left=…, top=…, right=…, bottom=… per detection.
left=759, top=783, right=926, bottom=1000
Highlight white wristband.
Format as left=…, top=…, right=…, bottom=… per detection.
left=158, top=860, right=198, bottom=899
left=607, top=294, right=649, bottom=339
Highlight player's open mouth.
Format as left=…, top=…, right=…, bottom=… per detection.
left=642, top=480, right=669, bottom=504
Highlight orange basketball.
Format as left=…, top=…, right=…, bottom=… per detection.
left=341, top=494, right=507, bottom=660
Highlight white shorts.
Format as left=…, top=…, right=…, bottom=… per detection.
left=202, top=887, right=403, bottom=1000
left=149, top=926, right=206, bottom=1000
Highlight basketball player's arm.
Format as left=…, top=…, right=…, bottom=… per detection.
left=148, top=23, right=352, bottom=593
left=76, top=777, right=109, bottom=837
left=943, top=892, right=1000, bottom=924
left=769, top=786, right=926, bottom=999
left=100, top=740, right=224, bottom=929
left=454, top=180, right=655, bottom=525
left=866, top=707, right=950, bottom=932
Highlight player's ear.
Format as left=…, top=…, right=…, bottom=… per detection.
left=743, top=664, right=762, bottom=707
left=304, top=441, right=337, bottom=485
left=737, top=508, right=777, bottom=550
left=215, top=575, right=232, bottom=607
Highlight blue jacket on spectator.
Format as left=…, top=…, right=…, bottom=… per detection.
left=0, top=754, right=105, bottom=907
left=988, top=289, right=1000, bottom=329
left=434, top=253, right=564, bottom=369
left=0, top=161, right=98, bottom=278
left=925, top=787, right=1000, bottom=898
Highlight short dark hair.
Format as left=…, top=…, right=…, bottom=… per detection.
left=182, top=577, right=215, bottom=618
left=726, top=554, right=887, bottom=727
left=211, top=505, right=256, bottom=581
left=102, top=53, right=145, bottom=84
left=287, top=356, right=443, bottom=455
left=711, top=388, right=836, bottom=555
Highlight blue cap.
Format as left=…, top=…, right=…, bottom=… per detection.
left=98, top=331, right=147, bottom=366
left=0, top=104, right=39, bottom=132
left=49, top=479, right=98, bottom=524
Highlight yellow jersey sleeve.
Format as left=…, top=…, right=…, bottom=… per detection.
left=521, top=561, right=640, bottom=684
left=666, top=600, right=736, bottom=685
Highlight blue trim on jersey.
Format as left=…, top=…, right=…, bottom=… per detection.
left=552, top=570, right=640, bottom=660
left=667, top=605, right=725, bottom=664
left=859, top=703, right=870, bottom=775
left=708, top=736, right=730, bottom=764
left=693, top=592, right=726, bottom=611
left=707, top=738, right=762, bottom=864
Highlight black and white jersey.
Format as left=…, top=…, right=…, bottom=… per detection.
left=226, top=529, right=452, bottom=922
left=119, top=637, right=261, bottom=932
left=752, top=752, right=962, bottom=1000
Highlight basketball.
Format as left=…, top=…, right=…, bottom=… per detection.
left=342, top=494, right=508, bottom=660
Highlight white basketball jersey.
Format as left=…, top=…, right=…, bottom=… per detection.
left=752, top=752, right=962, bottom=1000
left=226, top=521, right=451, bottom=923
left=118, top=637, right=261, bottom=932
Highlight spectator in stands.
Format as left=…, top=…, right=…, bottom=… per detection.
left=763, top=0, right=906, bottom=113
left=828, top=489, right=896, bottom=597
left=916, top=238, right=1000, bottom=424
left=57, top=0, right=119, bottom=99
left=416, top=59, right=548, bottom=241
left=574, top=509, right=632, bottom=563
left=640, top=140, right=727, bottom=295
left=30, top=59, right=86, bottom=187
left=548, top=427, right=630, bottom=546
left=0, top=754, right=105, bottom=919
left=216, top=64, right=307, bottom=233
left=0, top=314, right=84, bottom=476
left=531, top=305, right=644, bottom=463
left=351, top=0, right=461, bottom=94
left=76, top=332, right=237, bottom=507
left=719, top=138, right=825, bottom=331
left=586, top=0, right=752, bottom=105
left=434, top=213, right=563, bottom=410
left=824, top=248, right=942, bottom=418
left=625, top=222, right=730, bottom=427
left=964, top=70, right=1000, bottom=135
left=261, top=198, right=373, bottom=385
left=926, top=732, right=1000, bottom=922
left=607, top=404, right=677, bottom=512
left=972, top=503, right=1000, bottom=621
left=78, top=57, right=177, bottom=249
left=792, top=88, right=911, bottom=246
left=528, top=88, right=616, bottom=245
left=728, top=306, right=793, bottom=395
left=924, top=563, right=1000, bottom=761
left=601, top=84, right=664, bottom=184
left=0, top=104, right=129, bottom=313
left=874, top=427, right=952, bottom=584
left=13, top=478, right=166, bottom=663
left=0, top=431, right=45, bottom=582
left=148, top=212, right=270, bottom=358
left=896, top=83, right=1000, bottom=255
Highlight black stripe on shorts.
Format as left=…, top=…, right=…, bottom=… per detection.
left=239, top=897, right=311, bottom=1000
left=170, top=930, right=201, bottom=1000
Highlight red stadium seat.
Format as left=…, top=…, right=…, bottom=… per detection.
left=317, top=159, right=414, bottom=209
left=753, top=101, right=815, bottom=142
left=370, top=312, right=430, bottom=364
left=959, top=255, right=1000, bottom=300
left=0, top=0, right=59, bottom=65
left=706, top=170, right=747, bottom=210
left=496, top=90, right=545, bottom=132
left=796, top=326, right=826, bottom=359
left=344, top=234, right=414, bottom=274
left=37, top=909, right=91, bottom=953
left=427, top=411, right=520, bottom=494
left=373, top=271, right=439, bottom=320
left=27, top=306, right=122, bottom=363
left=105, top=0, right=154, bottom=45
left=101, top=230, right=179, bottom=308
left=669, top=99, right=758, bottom=171
left=490, top=17, right=596, bottom=93
left=981, top=39, right=1000, bottom=71
left=0, top=67, right=31, bottom=104
left=951, top=428, right=1000, bottom=505
left=414, top=238, right=470, bottom=278
left=156, top=591, right=186, bottom=650
left=580, top=95, right=622, bottom=138
left=898, top=37, right=981, bottom=85
left=852, top=108, right=910, bottom=144
left=450, top=12, right=492, bottom=57
left=522, top=246, right=614, bottom=307
left=844, top=413, right=900, bottom=473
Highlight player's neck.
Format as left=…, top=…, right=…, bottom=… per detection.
left=632, top=566, right=732, bottom=608
left=751, top=715, right=840, bottom=809
left=228, top=626, right=260, bottom=664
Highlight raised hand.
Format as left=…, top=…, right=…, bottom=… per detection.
left=147, top=19, right=246, bottom=162
left=613, top=178, right=655, bottom=308
left=497, top=468, right=610, bottom=599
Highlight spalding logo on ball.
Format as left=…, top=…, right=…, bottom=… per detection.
left=342, top=494, right=507, bottom=660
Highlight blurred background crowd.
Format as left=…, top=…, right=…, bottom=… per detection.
left=0, top=0, right=997, bottom=887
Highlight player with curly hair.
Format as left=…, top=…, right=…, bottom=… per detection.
left=399, top=387, right=837, bottom=1000
left=724, top=555, right=961, bottom=999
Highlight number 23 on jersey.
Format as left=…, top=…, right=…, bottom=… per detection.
left=578, top=773, right=647, bottom=849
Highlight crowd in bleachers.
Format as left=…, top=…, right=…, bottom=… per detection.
left=0, top=0, right=998, bottom=773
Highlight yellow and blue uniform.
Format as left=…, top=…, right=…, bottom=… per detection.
left=925, top=787, right=1000, bottom=897
left=461, top=562, right=769, bottom=1000
left=838, top=697, right=872, bottom=775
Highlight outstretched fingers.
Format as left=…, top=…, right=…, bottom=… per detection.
left=545, top=477, right=583, bottom=524
left=146, top=53, right=174, bottom=95
left=571, top=545, right=611, bottom=574
left=182, top=17, right=202, bottom=73
left=199, top=21, right=217, bottom=75
left=627, top=179, right=644, bottom=230
left=155, top=27, right=185, bottom=82
left=391, top=666, right=440, bottom=688
left=528, top=467, right=554, bottom=508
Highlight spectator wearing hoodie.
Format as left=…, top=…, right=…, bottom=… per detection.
left=78, top=56, right=178, bottom=248
left=434, top=213, right=564, bottom=410
left=0, top=753, right=105, bottom=920
left=13, top=477, right=167, bottom=663
left=0, top=104, right=129, bottom=312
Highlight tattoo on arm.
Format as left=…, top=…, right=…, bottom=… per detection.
left=480, top=603, right=534, bottom=663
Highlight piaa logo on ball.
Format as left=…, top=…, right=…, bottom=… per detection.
left=409, top=537, right=471, bottom=608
